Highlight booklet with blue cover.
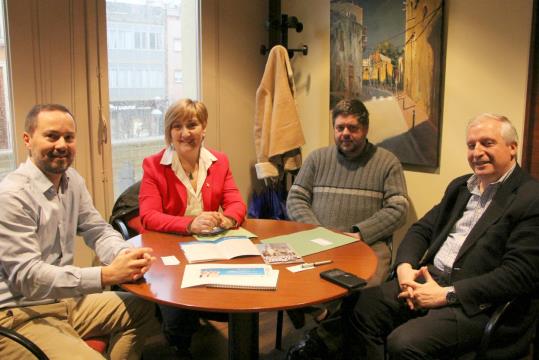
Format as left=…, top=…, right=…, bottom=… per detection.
left=199, top=266, right=266, bottom=277
left=181, top=264, right=279, bottom=290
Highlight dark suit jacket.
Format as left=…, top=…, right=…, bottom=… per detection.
left=396, top=165, right=539, bottom=317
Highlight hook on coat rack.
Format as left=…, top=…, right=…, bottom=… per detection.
left=260, top=1, right=308, bottom=59
left=260, top=44, right=308, bottom=58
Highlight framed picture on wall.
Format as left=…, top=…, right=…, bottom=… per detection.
left=330, top=0, right=444, bottom=168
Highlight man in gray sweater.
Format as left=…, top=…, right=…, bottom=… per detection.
left=286, top=98, right=409, bottom=360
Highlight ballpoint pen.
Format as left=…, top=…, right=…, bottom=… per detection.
left=301, top=260, right=333, bottom=268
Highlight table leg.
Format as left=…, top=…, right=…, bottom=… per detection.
left=228, top=312, right=259, bottom=360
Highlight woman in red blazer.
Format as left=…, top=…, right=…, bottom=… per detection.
left=139, top=98, right=246, bottom=234
left=139, top=98, right=246, bottom=355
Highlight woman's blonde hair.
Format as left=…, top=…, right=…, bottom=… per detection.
left=164, top=98, right=208, bottom=146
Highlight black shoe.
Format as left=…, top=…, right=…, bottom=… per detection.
left=165, top=336, right=193, bottom=360
left=286, top=331, right=329, bottom=360
left=173, top=346, right=193, bottom=360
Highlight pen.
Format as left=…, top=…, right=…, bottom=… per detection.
left=302, top=260, right=333, bottom=268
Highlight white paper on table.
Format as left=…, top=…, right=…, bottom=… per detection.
left=310, top=238, right=333, bottom=246
left=286, top=264, right=313, bottom=273
left=161, top=255, right=180, bottom=266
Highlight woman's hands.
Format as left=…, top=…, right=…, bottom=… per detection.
left=218, top=213, right=236, bottom=229
left=188, top=212, right=237, bottom=234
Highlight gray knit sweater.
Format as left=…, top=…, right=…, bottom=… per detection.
left=287, top=142, right=408, bottom=247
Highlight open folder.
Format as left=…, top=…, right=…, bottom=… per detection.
left=179, top=237, right=260, bottom=263
left=261, top=227, right=357, bottom=256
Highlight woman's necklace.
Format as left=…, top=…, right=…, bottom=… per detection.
left=182, top=162, right=198, bottom=181
left=177, top=151, right=199, bottom=184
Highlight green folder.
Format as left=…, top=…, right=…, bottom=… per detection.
left=193, top=227, right=258, bottom=241
left=261, top=227, right=357, bottom=256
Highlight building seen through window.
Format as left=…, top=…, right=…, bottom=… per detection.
left=107, top=0, right=198, bottom=199
left=0, top=0, right=15, bottom=181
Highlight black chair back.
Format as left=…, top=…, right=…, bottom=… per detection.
left=109, top=181, right=141, bottom=239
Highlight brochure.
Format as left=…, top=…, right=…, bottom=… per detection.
left=181, top=263, right=279, bottom=290
left=179, top=237, right=260, bottom=263
left=257, top=242, right=304, bottom=265
left=193, top=227, right=257, bottom=241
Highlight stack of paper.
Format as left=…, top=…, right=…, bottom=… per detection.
left=193, top=227, right=257, bottom=241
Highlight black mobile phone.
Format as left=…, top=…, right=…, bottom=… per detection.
left=320, top=268, right=367, bottom=290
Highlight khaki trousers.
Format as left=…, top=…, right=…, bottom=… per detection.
left=0, top=291, right=160, bottom=360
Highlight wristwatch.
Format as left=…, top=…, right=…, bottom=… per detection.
left=446, top=286, right=458, bottom=305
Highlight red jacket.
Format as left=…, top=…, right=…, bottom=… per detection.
left=139, top=148, right=246, bottom=234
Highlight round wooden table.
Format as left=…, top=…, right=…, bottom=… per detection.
left=121, top=219, right=377, bottom=359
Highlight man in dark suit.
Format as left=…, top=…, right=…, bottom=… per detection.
left=343, top=113, right=539, bottom=359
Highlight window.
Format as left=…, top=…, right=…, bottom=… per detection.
left=174, top=69, right=183, bottom=83
left=134, top=31, right=146, bottom=49
left=109, top=68, right=117, bottom=88
left=149, top=32, right=161, bottom=49
left=106, top=0, right=199, bottom=198
left=0, top=0, right=15, bottom=181
left=173, top=38, right=182, bottom=52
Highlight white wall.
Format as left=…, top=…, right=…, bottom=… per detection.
left=201, top=0, right=267, bottom=200
left=284, top=0, right=332, bottom=155
left=407, top=0, right=533, bottom=218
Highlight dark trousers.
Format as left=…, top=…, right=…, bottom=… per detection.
left=159, top=304, right=229, bottom=349
left=159, top=304, right=201, bottom=349
left=343, top=271, right=489, bottom=360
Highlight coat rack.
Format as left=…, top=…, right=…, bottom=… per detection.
left=260, top=0, right=308, bottom=58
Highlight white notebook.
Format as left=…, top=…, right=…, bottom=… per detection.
left=181, top=263, right=279, bottom=291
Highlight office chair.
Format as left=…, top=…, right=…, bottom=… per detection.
left=464, top=297, right=538, bottom=360
left=0, top=326, right=49, bottom=359
left=110, top=181, right=143, bottom=239
left=0, top=325, right=108, bottom=359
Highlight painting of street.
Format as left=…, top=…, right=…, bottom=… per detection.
left=330, top=0, right=443, bottom=168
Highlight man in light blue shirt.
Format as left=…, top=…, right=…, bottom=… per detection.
left=0, top=104, right=160, bottom=359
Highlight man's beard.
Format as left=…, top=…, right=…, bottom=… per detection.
left=337, top=139, right=366, bottom=157
left=41, top=151, right=73, bottom=174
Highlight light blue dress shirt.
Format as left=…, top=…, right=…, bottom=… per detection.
left=0, top=159, right=130, bottom=309
left=434, top=165, right=515, bottom=273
